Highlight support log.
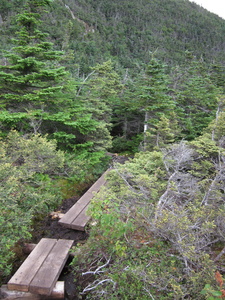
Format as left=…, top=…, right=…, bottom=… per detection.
left=0, top=281, right=64, bottom=299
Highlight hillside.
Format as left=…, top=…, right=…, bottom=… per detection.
left=1, top=0, right=225, bottom=75
left=1, top=1, right=225, bottom=298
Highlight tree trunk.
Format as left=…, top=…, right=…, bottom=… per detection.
left=143, top=111, right=149, bottom=151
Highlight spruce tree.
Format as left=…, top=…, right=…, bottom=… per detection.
left=135, top=58, right=176, bottom=150
left=78, top=60, right=123, bottom=152
left=172, top=59, right=220, bottom=140
left=0, top=0, right=74, bottom=140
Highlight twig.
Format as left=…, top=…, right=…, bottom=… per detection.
left=143, top=287, right=156, bottom=300
left=81, top=278, right=116, bottom=294
left=214, top=246, right=225, bottom=262
left=82, top=257, right=111, bottom=276
left=76, top=70, right=95, bottom=96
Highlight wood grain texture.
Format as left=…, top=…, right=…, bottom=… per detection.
left=29, top=239, right=73, bottom=295
left=1, top=281, right=64, bottom=299
left=7, top=239, right=73, bottom=296
left=59, top=169, right=109, bottom=230
left=8, top=239, right=57, bottom=292
left=70, top=206, right=90, bottom=231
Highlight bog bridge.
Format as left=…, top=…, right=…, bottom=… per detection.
left=1, top=169, right=109, bottom=299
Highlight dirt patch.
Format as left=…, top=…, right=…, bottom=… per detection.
left=28, top=195, right=89, bottom=299
left=32, top=196, right=88, bottom=243
left=4, top=161, right=129, bottom=299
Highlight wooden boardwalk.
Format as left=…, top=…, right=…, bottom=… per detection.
left=7, top=238, right=73, bottom=296
left=4, top=169, right=110, bottom=298
left=59, top=169, right=109, bottom=231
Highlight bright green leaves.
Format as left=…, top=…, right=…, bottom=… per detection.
left=201, top=284, right=223, bottom=300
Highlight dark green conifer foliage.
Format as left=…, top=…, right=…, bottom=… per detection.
left=172, top=58, right=220, bottom=139
left=0, top=0, right=71, bottom=136
left=135, top=58, right=176, bottom=150
left=78, top=60, right=123, bottom=152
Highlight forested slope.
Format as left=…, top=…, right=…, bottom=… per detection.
left=1, top=0, right=225, bottom=74
left=1, top=1, right=225, bottom=299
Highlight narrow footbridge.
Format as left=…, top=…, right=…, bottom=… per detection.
left=2, top=169, right=109, bottom=299
left=59, top=169, right=109, bottom=230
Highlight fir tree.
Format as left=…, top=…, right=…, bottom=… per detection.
left=135, top=58, right=175, bottom=150
left=0, top=0, right=71, bottom=137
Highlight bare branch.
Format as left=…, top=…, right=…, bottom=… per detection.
left=81, top=278, right=116, bottom=294
left=143, top=287, right=156, bottom=300
left=82, top=257, right=111, bottom=276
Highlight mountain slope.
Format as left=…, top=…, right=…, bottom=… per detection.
left=0, top=0, right=225, bottom=74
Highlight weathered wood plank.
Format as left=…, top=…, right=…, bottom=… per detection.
left=23, top=243, right=77, bottom=257
left=8, top=239, right=57, bottom=292
left=59, top=191, right=93, bottom=226
left=29, top=239, right=73, bottom=295
left=70, top=206, right=90, bottom=231
left=59, top=169, right=109, bottom=230
left=1, top=281, right=64, bottom=299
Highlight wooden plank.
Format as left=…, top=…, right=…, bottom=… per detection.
left=29, top=239, right=73, bottom=295
left=1, top=282, right=64, bottom=299
left=70, top=206, right=90, bottom=231
left=59, top=169, right=109, bottom=230
left=8, top=239, right=57, bottom=292
left=59, top=191, right=93, bottom=226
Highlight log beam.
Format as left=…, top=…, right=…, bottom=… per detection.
left=0, top=281, right=64, bottom=299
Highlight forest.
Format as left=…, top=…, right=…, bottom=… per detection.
left=1, top=0, right=225, bottom=299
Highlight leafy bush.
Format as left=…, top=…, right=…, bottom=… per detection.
left=0, top=131, right=66, bottom=279
left=71, top=131, right=225, bottom=299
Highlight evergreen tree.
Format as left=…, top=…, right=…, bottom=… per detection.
left=0, top=0, right=68, bottom=133
left=0, top=0, right=101, bottom=153
left=78, top=60, right=123, bottom=152
left=134, top=58, right=175, bottom=150
left=172, top=59, right=220, bottom=140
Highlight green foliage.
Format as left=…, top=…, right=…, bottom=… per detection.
left=71, top=123, right=225, bottom=299
left=0, top=0, right=69, bottom=136
left=0, top=131, right=69, bottom=278
left=201, top=284, right=223, bottom=300
left=172, top=59, right=220, bottom=139
left=133, top=58, right=176, bottom=150
left=111, top=134, right=142, bottom=154
left=2, top=0, right=225, bottom=76
left=77, top=60, right=124, bottom=151
left=0, top=1, right=116, bottom=154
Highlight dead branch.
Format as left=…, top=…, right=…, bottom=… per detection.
left=82, top=257, right=111, bottom=276
left=81, top=278, right=116, bottom=294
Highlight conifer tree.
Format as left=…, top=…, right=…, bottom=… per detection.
left=79, top=60, right=123, bottom=151
left=0, top=0, right=101, bottom=153
left=172, top=59, right=220, bottom=140
left=0, top=1, right=82, bottom=145
left=0, top=0, right=68, bottom=132
left=135, top=58, right=175, bottom=150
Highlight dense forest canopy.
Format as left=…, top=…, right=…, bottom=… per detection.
left=1, top=0, right=225, bottom=299
left=1, top=0, right=225, bottom=74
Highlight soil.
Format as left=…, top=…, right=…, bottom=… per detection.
left=3, top=195, right=89, bottom=300
left=4, top=157, right=130, bottom=299
left=31, top=195, right=89, bottom=300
